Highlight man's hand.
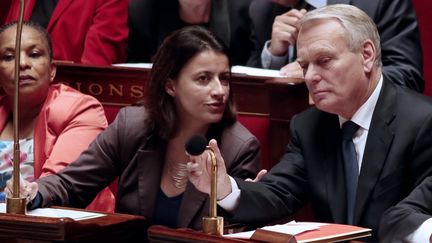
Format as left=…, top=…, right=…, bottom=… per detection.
left=187, top=139, right=232, bottom=200
left=269, top=9, right=307, bottom=56
left=245, top=169, right=268, bottom=182
left=280, top=61, right=305, bottom=78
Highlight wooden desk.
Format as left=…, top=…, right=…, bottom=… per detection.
left=54, top=63, right=309, bottom=168
left=0, top=208, right=145, bottom=242
left=147, top=225, right=371, bottom=243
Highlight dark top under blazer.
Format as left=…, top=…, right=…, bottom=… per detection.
left=228, top=80, right=432, bottom=242
left=247, top=0, right=424, bottom=92
left=36, top=106, right=261, bottom=230
left=379, top=176, right=432, bottom=243
left=127, top=0, right=253, bottom=65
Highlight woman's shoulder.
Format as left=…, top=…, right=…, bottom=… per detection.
left=113, top=105, right=148, bottom=129
left=46, top=84, right=102, bottom=107
left=221, top=121, right=258, bottom=144
left=39, top=84, right=107, bottom=130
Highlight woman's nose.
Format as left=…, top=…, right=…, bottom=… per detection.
left=211, top=78, right=225, bottom=96
left=19, top=53, right=30, bottom=69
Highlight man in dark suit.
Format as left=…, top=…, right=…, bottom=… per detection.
left=379, top=176, right=432, bottom=242
left=188, top=5, right=432, bottom=242
left=127, top=0, right=253, bottom=65
left=246, top=0, right=424, bottom=93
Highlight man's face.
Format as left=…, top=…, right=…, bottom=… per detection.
left=296, top=19, right=374, bottom=118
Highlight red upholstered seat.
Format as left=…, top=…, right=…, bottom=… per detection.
left=237, top=115, right=270, bottom=169
left=412, top=0, right=432, bottom=95
left=104, top=106, right=122, bottom=124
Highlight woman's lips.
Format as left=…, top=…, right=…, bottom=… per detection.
left=207, top=102, right=225, bottom=113
left=19, top=75, right=35, bottom=84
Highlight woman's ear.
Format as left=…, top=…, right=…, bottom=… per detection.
left=165, top=78, right=176, bottom=97
left=49, top=63, right=57, bottom=83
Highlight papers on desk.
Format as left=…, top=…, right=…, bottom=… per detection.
left=112, top=63, right=153, bottom=69
left=225, top=221, right=372, bottom=242
left=0, top=203, right=105, bottom=221
left=231, top=65, right=286, bottom=78
left=225, top=221, right=324, bottom=239
left=112, top=63, right=285, bottom=78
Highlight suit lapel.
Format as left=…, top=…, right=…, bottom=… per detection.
left=136, top=144, right=165, bottom=223
left=354, top=81, right=396, bottom=224
left=323, top=114, right=347, bottom=223
left=47, top=0, right=73, bottom=31
left=177, top=183, right=208, bottom=228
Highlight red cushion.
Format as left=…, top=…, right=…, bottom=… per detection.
left=238, top=115, right=270, bottom=169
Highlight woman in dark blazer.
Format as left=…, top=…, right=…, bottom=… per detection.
left=8, top=26, right=261, bottom=233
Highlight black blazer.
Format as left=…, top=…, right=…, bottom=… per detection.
left=247, top=0, right=424, bottom=92
left=379, top=176, right=432, bottom=242
left=127, top=0, right=253, bottom=65
left=229, top=79, right=432, bottom=242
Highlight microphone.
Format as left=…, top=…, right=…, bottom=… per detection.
left=185, top=135, right=207, bottom=156
left=185, top=135, right=223, bottom=235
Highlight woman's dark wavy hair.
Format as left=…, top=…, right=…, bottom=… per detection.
left=0, top=21, right=53, bottom=61
left=145, top=25, right=236, bottom=140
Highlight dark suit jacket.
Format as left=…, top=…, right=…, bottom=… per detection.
left=127, top=0, right=253, bottom=65
left=229, top=79, right=432, bottom=242
left=379, top=176, right=432, bottom=242
left=247, top=0, right=424, bottom=92
left=3, top=0, right=129, bottom=65
left=36, top=106, right=261, bottom=230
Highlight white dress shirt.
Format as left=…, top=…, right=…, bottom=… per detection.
left=407, top=218, right=432, bottom=242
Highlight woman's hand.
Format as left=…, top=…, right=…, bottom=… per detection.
left=5, top=176, right=38, bottom=204
left=187, top=139, right=232, bottom=200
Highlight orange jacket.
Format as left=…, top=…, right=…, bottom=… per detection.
left=0, top=84, right=115, bottom=212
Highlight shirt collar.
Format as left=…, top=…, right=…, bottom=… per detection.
left=339, top=74, right=383, bottom=130
left=305, top=0, right=327, bottom=8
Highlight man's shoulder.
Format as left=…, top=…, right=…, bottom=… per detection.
left=391, top=84, right=432, bottom=114
left=249, top=0, right=288, bottom=18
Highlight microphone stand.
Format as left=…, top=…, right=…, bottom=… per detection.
left=202, top=146, right=223, bottom=235
left=6, top=0, right=27, bottom=214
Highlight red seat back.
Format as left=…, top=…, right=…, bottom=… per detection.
left=238, top=115, right=270, bottom=169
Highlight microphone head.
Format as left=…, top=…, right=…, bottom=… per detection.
left=185, top=135, right=207, bottom=156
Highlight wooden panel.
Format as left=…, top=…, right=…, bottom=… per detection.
left=266, top=79, right=310, bottom=166
left=55, top=63, right=148, bottom=106
left=0, top=207, right=145, bottom=242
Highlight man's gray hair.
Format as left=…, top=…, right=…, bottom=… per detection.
left=299, top=4, right=382, bottom=67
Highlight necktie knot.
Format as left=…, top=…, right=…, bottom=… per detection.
left=342, top=121, right=359, bottom=140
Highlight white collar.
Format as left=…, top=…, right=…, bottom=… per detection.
left=339, top=75, right=383, bottom=131
left=306, top=0, right=327, bottom=8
